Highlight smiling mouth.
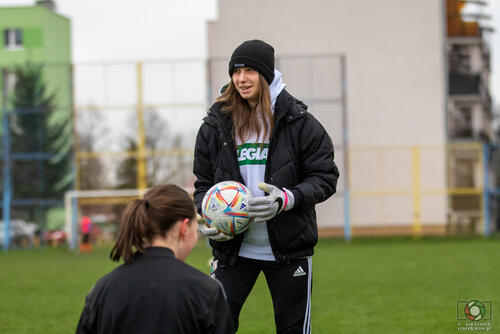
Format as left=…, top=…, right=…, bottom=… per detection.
left=239, top=86, right=252, bottom=93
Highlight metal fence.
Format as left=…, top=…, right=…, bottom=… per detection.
left=348, top=142, right=498, bottom=237
left=1, top=56, right=498, bottom=251
left=65, top=54, right=349, bottom=249
left=73, top=60, right=207, bottom=191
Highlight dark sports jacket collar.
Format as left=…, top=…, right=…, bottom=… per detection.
left=133, top=246, right=175, bottom=260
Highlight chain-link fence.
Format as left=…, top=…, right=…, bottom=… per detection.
left=2, top=56, right=498, bottom=251
left=349, top=142, right=498, bottom=236
left=73, top=60, right=206, bottom=191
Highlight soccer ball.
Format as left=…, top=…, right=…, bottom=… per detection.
left=201, top=181, right=253, bottom=236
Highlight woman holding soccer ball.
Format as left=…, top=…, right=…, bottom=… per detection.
left=76, top=185, right=234, bottom=334
left=194, top=40, right=339, bottom=333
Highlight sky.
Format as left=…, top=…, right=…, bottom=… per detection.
left=56, top=0, right=217, bottom=62
left=0, top=0, right=217, bottom=61
left=0, top=0, right=499, bottom=109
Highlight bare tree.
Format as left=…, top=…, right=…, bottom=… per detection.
left=76, top=105, right=109, bottom=190
left=116, top=109, right=183, bottom=188
left=144, top=108, right=170, bottom=185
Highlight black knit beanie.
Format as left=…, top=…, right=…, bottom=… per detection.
left=228, top=39, right=275, bottom=85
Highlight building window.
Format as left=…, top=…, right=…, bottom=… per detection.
left=3, top=29, right=23, bottom=50
left=4, top=70, right=17, bottom=95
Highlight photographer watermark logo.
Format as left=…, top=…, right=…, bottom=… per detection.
left=465, top=301, right=487, bottom=321
left=457, top=300, right=492, bottom=331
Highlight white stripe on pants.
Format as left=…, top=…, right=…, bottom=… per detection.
left=303, top=256, right=312, bottom=334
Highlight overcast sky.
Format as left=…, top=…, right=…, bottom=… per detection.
left=57, top=0, right=217, bottom=62
left=0, top=0, right=499, bottom=109
left=0, top=0, right=217, bottom=61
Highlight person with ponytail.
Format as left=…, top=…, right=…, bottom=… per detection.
left=76, top=184, right=234, bottom=334
left=193, top=40, right=339, bottom=333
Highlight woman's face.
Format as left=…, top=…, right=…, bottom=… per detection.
left=232, top=67, right=261, bottom=105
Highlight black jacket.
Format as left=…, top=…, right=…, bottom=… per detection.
left=193, top=89, right=339, bottom=265
left=76, top=247, right=234, bottom=334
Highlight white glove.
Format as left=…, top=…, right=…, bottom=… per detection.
left=197, top=214, right=233, bottom=242
left=247, top=182, right=294, bottom=223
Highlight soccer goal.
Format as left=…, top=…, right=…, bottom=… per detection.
left=64, top=189, right=147, bottom=250
left=65, top=187, right=195, bottom=250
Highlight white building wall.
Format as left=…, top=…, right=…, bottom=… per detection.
left=208, top=0, right=448, bottom=233
left=469, top=46, right=483, bottom=73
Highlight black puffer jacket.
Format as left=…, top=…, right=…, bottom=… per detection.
left=193, top=89, right=339, bottom=265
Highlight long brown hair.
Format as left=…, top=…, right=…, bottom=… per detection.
left=216, top=73, right=273, bottom=143
left=109, top=184, right=196, bottom=263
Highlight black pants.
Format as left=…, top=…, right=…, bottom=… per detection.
left=212, top=256, right=312, bottom=333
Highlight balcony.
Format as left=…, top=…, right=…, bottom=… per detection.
left=449, top=73, right=480, bottom=95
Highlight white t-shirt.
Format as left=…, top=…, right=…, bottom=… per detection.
left=237, top=69, right=286, bottom=261
left=237, top=135, right=274, bottom=260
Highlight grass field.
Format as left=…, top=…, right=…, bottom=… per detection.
left=1, top=236, right=499, bottom=333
